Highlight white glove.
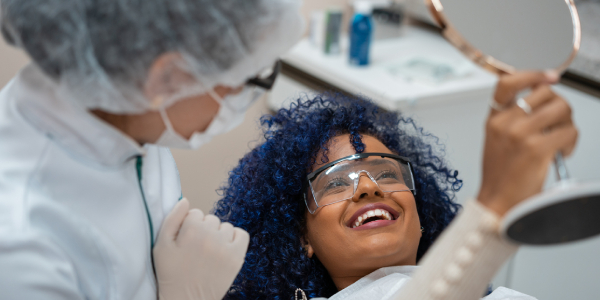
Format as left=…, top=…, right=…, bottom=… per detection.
left=153, top=198, right=250, bottom=300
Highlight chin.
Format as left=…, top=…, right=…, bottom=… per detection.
left=356, top=237, right=413, bottom=262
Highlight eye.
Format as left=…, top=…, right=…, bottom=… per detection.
left=323, top=177, right=351, bottom=192
left=376, top=169, right=400, bottom=181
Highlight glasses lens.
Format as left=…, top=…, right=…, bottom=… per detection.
left=309, top=157, right=414, bottom=209
left=367, top=158, right=412, bottom=191
left=226, top=86, right=265, bottom=113
left=310, top=162, right=355, bottom=207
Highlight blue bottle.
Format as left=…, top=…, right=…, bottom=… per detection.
left=349, top=1, right=373, bottom=66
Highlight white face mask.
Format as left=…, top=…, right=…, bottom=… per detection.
left=155, top=86, right=265, bottom=149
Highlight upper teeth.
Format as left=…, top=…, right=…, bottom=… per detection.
left=353, top=209, right=393, bottom=228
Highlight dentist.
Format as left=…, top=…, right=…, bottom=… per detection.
left=0, top=0, right=303, bottom=299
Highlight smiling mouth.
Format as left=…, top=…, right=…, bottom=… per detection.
left=351, top=208, right=396, bottom=229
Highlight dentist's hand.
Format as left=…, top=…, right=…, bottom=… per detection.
left=154, top=198, right=250, bottom=300
left=477, top=71, right=578, bottom=217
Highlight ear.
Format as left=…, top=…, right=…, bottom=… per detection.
left=143, top=52, right=196, bottom=108
left=301, top=235, right=315, bottom=258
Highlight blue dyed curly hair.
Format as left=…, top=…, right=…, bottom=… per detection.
left=213, top=93, right=462, bottom=299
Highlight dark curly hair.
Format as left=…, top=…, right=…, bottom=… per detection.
left=213, top=93, right=463, bottom=299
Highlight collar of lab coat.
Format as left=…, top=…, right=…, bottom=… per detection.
left=11, top=64, right=145, bottom=168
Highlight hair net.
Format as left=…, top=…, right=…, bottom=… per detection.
left=0, top=0, right=304, bottom=114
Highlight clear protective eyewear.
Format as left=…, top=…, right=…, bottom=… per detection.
left=304, top=153, right=416, bottom=214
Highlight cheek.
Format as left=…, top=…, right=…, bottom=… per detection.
left=397, top=195, right=421, bottom=230
left=305, top=206, right=349, bottom=258
left=400, top=197, right=423, bottom=254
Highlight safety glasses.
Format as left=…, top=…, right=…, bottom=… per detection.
left=246, top=60, right=281, bottom=90
left=304, top=153, right=417, bottom=214
left=221, top=60, right=281, bottom=113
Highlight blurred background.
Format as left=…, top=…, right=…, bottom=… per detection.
left=1, top=0, right=599, bottom=299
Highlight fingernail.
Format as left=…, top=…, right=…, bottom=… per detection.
left=544, top=70, right=560, bottom=83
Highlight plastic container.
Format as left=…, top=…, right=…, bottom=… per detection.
left=324, top=8, right=343, bottom=55
left=349, top=1, right=374, bottom=66
left=309, top=10, right=325, bottom=48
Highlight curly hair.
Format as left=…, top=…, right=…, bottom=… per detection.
left=213, top=93, right=463, bottom=299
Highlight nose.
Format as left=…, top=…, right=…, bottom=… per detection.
left=352, top=172, right=384, bottom=202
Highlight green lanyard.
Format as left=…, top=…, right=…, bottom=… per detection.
left=136, top=156, right=154, bottom=249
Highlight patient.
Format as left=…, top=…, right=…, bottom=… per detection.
left=213, top=73, right=575, bottom=299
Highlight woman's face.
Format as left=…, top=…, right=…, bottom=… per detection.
left=303, top=134, right=422, bottom=290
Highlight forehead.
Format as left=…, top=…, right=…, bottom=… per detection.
left=312, top=134, right=394, bottom=172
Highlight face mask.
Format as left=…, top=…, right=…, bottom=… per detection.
left=155, top=86, right=264, bottom=149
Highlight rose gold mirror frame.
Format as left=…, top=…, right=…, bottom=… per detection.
left=425, top=0, right=582, bottom=75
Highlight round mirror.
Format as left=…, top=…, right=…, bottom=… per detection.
left=427, top=0, right=580, bottom=74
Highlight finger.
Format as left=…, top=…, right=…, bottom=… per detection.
left=202, top=214, right=222, bottom=231
left=231, top=228, right=250, bottom=250
left=219, top=222, right=235, bottom=242
left=494, top=71, right=559, bottom=105
left=556, top=124, right=579, bottom=157
left=179, top=208, right=205, bottom=237
left=526, top=97, right=572, bottom=133
left=535, top=123, right=579, bottom=158
left=495, top=85, right=563, bottom=129
left=522, top=85, right=556, bottom=110
left=156, top=198, right=190, bottom=243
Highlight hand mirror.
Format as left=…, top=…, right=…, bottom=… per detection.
left=426, top=0, right=600, bottom=245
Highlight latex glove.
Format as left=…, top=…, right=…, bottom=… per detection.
left=153, top=198, right=250, bottom=300
left=478, top=71, right=578, bottom=216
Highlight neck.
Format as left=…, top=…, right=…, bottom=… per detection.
left=332, top=275, right=367, bottom=291
left=91, top=110, right=165, bottom=145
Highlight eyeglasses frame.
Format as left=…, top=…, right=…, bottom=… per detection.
left=245, top=60, right=282, bottom=90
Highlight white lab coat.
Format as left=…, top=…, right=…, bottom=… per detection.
left=313, top=266, right=536, bottom=300
left=0, top=65, right=182, bottom=299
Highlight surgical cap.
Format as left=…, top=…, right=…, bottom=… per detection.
left=0, top=0, right=304, bottom=113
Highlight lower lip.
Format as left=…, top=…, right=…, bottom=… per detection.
left=350, top=219, right=397, bottom=231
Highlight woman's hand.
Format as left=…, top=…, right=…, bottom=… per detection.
left=153, top=198, right=250, bottom=300
left=477, top=71, right=578, bottom=217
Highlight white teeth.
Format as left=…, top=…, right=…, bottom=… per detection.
left=353, top=208, right=395, bottom=228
